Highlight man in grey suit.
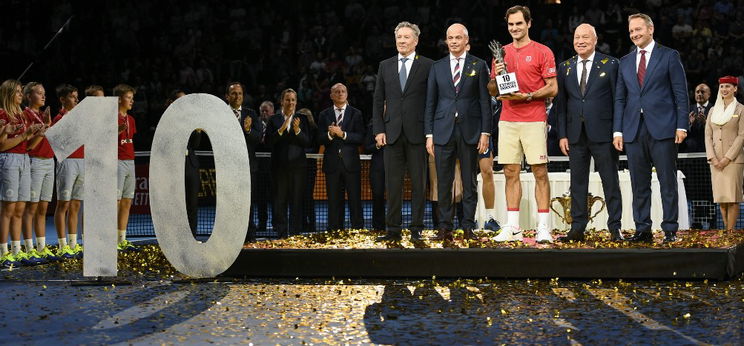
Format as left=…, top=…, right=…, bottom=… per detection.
left=424, top=23, right=491, bottom=241
left=373, top=21, right=434, bottom=241
left=555, top=23, right=623, bottom=242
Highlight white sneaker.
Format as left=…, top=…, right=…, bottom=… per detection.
left=493, top=225, right=522, bottom=242
left=535, top=224, right=553, bottom=244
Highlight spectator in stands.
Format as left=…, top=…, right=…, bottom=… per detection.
left=682, top=83, right=712, bottom=153
left=705, top=76, right=744, bottom=231
left=317, top=83, right=365, bottom=231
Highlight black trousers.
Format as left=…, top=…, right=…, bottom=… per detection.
left=325, top=166, right=363, bottom=231
left=568, top=123, right=622, bottom=232
left=370, top=152, right=386, bottom=231
left=384, top=133, right=427, bottom=234
left=434, top=124, right=478, bottom=231
left=255, top=158, right=272, bottom=231
left=272, top=165, right=305, bottom=238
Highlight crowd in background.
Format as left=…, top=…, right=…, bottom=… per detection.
left=2, top=0, right=743, bottom=153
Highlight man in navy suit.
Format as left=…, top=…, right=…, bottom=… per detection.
left=555, top=24, right=623, bottom=242
left=226, top=82, right=262, bottom=242
left=613, top=13, right=689, bottom=243
left=424, top=23, right=491, bottom=241
left=317, top=83, right=365, bottom=231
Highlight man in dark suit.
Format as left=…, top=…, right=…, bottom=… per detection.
left=364, top=120, right=385, bottom=232
left=613, top=13, right=689, bottom=243
left=255, top=101, right=274, bottom=234
left=317, top=83, right=365, bottom=231
left=266, top=89, right=310, bottom=238
left=424, top=23, right=491, bottom=241
left=680, top=83, right=713, bottom=228
left=681, top=83, right=712, bottom=153
left=555, top=23, right=623, bottom=242
left=372, top=21, right=434, bottom=241
left=226, top=82, right=263, bottom=242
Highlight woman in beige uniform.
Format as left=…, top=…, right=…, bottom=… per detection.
left=705, top=75, right=744, bottom=230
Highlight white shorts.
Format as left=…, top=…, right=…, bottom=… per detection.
left=30, top=157, right=55, bottom=202
left=117, top=160, right=136, bottom=199
left=56, top=158, right=84, bottom=201
left=0, top=153, right=31, bottom=202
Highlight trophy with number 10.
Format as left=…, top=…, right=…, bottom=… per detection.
left=489, top=40, right=520, bottom=95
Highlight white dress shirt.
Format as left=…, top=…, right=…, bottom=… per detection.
left=397, top=52, right=415, bottom=74
left=328, top=103, right=348, bottom=140
left=635, top=40, right=655, bottom=73
left=576, top=51, right=596, bottom=85
left=449, top=52, right=467, bottom=79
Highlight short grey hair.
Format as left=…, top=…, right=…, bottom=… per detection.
left=260, top=100, right=274, bottom=110
left=394, top=21, right=421, bottom=38
left=628, top=13, right=654, bottom=27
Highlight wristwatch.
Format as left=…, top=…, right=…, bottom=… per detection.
left=526, top=92, right=534, bottom=102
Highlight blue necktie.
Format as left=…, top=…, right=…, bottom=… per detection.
left=399, top=57, right=408, bottom=90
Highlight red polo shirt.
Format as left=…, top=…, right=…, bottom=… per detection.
left=118, top=113, right=136, bottom=160
left=0, top=109, right=29, bottom=154
left=492, top=41, right=557, bottom=122
left=24, top=107, right=54, bottom=158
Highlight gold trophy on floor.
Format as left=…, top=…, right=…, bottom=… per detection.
left=551, top=192, right=606, bottom=226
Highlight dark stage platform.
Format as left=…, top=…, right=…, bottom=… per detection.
left=223, top=231, right=744, bottom=280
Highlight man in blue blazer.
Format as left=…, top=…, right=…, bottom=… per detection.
left=424, top=23, right=491, bottom=241
left=555, top=24, right=623, bottom=242
left=317, top=83, right=365, bottom=231
left=613, top=13, right=689, bottom=243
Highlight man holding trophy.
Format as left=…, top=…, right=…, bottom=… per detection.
left=488, top=5, right=558, bottom=243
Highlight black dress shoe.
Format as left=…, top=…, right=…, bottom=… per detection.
left=411, top=238, right=428, bottom=249
left=558, top=229, right=585, bottom=242
left=376, top=232, right=402, bottom=242
left=463, top=228, right=476, bottom=240
left=410, top=229, right=422, bottom=240
left=609, top=229, right=624, bottom=242
left=663, top=231, right=677, bottom=243
left=432, top=228, right=453, bottom=241
left=628, top=231, right=653, bottom=243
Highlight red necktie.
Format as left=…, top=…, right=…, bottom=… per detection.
left=637, top=50, right=647, bottom=87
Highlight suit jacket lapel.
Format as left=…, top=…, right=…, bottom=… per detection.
left=458, top=55, right=475, bottom=94
left=567, top=56, right=579, bottom=94
left=340, top=108, right=351, bottom=131
left=583, top=54, right=602, bottom=95
left=403, top=55, right=420, bottom=94
left=640, top=46, right=661, bottom=93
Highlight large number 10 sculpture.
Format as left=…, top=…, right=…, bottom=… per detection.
left=45, top=94, right=251, bottom=278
